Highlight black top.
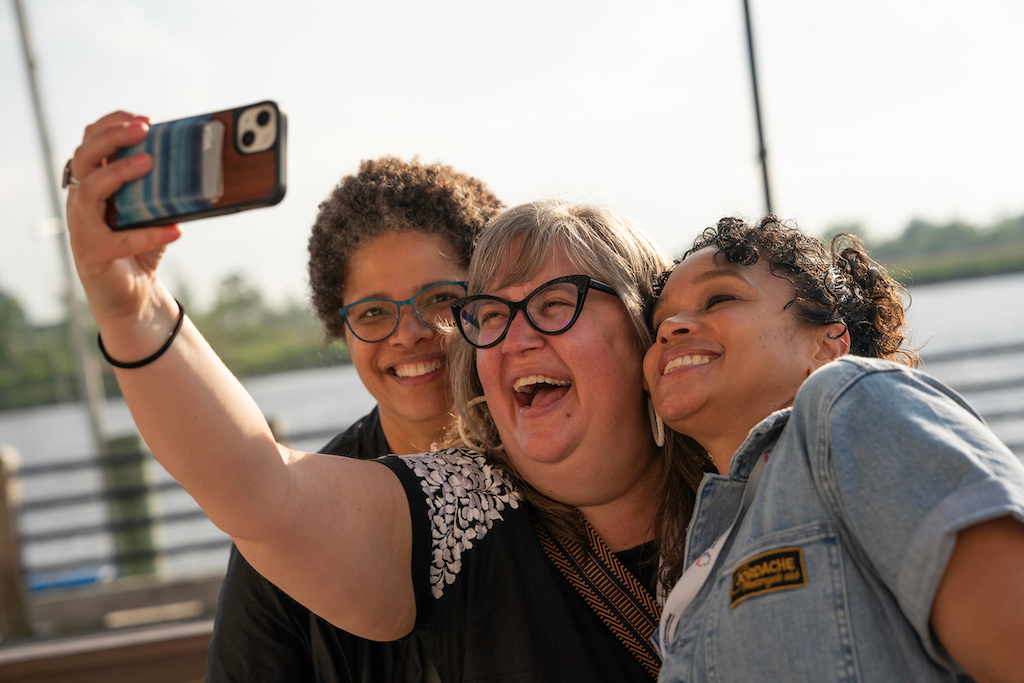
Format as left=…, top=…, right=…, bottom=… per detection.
left=206, top=407, right=436, bottom=683
left=381, top=449, right=655, bottom=682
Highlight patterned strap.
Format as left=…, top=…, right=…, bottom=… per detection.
left=532, top=514, right=661, bottom=679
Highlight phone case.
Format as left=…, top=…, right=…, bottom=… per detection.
left=107, top=101, right=287, bottom=230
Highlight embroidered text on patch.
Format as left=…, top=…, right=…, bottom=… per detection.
left=401, top=449, right=521, bottom=599
left=730, top=547, right=807, bottom=608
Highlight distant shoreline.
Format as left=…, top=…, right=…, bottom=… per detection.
left=3, top=258, right=1023, bottom=414
left=883, top=245, right=1024, bottom=286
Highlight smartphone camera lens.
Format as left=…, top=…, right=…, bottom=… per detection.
left=236, top=104, right=277, bottom=154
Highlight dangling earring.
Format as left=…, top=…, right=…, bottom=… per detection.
left=457, top=396, right=504, bottom=452
left=457, top=414, right=487, bottom=452
left=647, top=395, right=665, bottom=448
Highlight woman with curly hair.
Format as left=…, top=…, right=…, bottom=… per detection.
left=646, top=216, right=1024, bottom=682
left=208, top=156, right=502, bottom=682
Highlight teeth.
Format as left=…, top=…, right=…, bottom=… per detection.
left=394, top=359, right=445, bottom=378
left=513, top=374, right=571, bottom=394
left=663, top=355, right=712, bottom=375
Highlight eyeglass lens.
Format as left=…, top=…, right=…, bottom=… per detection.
left=344, top=282, right=466, bottom=342
left=458, top=280, right=584, bottom=347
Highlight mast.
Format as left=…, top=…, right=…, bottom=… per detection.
left=742, top=0, right=774, bottom=214
left=13, top=0, right=109, bottom=451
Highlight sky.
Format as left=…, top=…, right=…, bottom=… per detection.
left=2, top=0, right=1022, bottom=323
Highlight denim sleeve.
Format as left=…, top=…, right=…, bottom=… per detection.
left=800, top=359, right=1024, bottom=668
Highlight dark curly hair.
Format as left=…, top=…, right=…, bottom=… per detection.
left=308, top=157, right=504, bottom=340
left=651, top=215, right=918, bottom=366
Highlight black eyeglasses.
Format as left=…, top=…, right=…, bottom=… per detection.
left=450, top=274, right=618, bottom=349
left=339, top=281, right=468, bottom=343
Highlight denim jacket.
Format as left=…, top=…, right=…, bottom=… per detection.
left=657, top=356, right=1024, bottom=682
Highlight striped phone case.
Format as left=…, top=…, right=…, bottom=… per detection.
left=108, top=101, right=286, bottom=230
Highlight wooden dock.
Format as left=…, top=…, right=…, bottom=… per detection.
left=0, top=619, right=211, bottom=683
left=0, top=573, right=222, bottom=682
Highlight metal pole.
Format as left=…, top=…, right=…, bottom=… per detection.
left=742, top=0, right=773, bottom=215
left=13, top=0, right=108, bottom=452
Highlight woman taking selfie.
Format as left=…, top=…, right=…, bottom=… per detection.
left=208, top=156, right=503, bottom=682
left=64, top=111, right=706, bottom=681
left=645, top=216, right=1024, bottom=682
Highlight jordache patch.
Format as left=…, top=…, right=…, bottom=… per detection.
left=730, top=547, right=807, bottom=608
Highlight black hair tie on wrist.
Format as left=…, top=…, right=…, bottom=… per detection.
left=98, top=299, right=185, bottom=369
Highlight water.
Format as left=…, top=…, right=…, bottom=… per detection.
left=905, top=272, right=1024, bottom=448
left=0, top=365, right=374, bottom=586
left=1, top=272, right=1023, bottom=585
left=905, top=271, right=1024, bottom=353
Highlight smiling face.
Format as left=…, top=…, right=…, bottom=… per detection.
left=644, top=247, right=843, bottom=465
left=342, top=231, right=467, bottom=451
left=475, top=249, right=654, bottom=506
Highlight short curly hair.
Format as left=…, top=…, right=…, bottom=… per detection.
left=308, top=157, right=504, bottom=340
left=651, top=215, right=918, bottom=366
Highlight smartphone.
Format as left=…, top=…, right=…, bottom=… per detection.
left=107, top=101, right=287, bottom=230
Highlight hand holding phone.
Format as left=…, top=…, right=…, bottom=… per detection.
left=107, top=101, right=287, bottom=230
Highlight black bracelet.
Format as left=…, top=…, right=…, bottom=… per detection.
left=97, top=299, right=185, bottom=369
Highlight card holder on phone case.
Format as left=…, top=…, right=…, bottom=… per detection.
left=107, top=101, right=285, bottom=230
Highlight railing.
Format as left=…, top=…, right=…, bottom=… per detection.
left=0, top=424, right=341, bottom=641
left=919, top=340, right=1024, bottom=435
left=17, top=425, right=339, bottom=578
left=0, top=341, right=1022, bottom=642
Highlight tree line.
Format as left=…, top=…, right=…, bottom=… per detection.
left=0, top=273, right=348, bottom=412
left=826, top=212, right=1024, bottom=285
left=4, top=211, right=1024, bottom=411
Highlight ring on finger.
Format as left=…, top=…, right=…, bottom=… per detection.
left=61, top=159, right=81, bottom=190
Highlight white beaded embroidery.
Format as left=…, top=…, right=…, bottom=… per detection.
left=401, top=449, right=521, bottom=599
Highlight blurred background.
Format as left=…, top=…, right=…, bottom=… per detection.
left=0, top=0, right=1022, bottom=679
left=3, top=0, right=1022, bottom=322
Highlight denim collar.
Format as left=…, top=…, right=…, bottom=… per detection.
left=727, top=407, right=793, bottom=482
left=683, top=407, right=795, bottom=570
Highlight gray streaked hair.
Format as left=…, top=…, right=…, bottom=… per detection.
left=440, top=200, right=705, bottom=575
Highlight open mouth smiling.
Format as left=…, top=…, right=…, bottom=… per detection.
left=663, top=354, right=714, bottom=375
left=391, top=358, right=446, bottom=378
left=513, top=374, right=572, bottom=408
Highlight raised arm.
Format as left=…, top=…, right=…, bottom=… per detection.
left=65, top=112, right=415, bottom=640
